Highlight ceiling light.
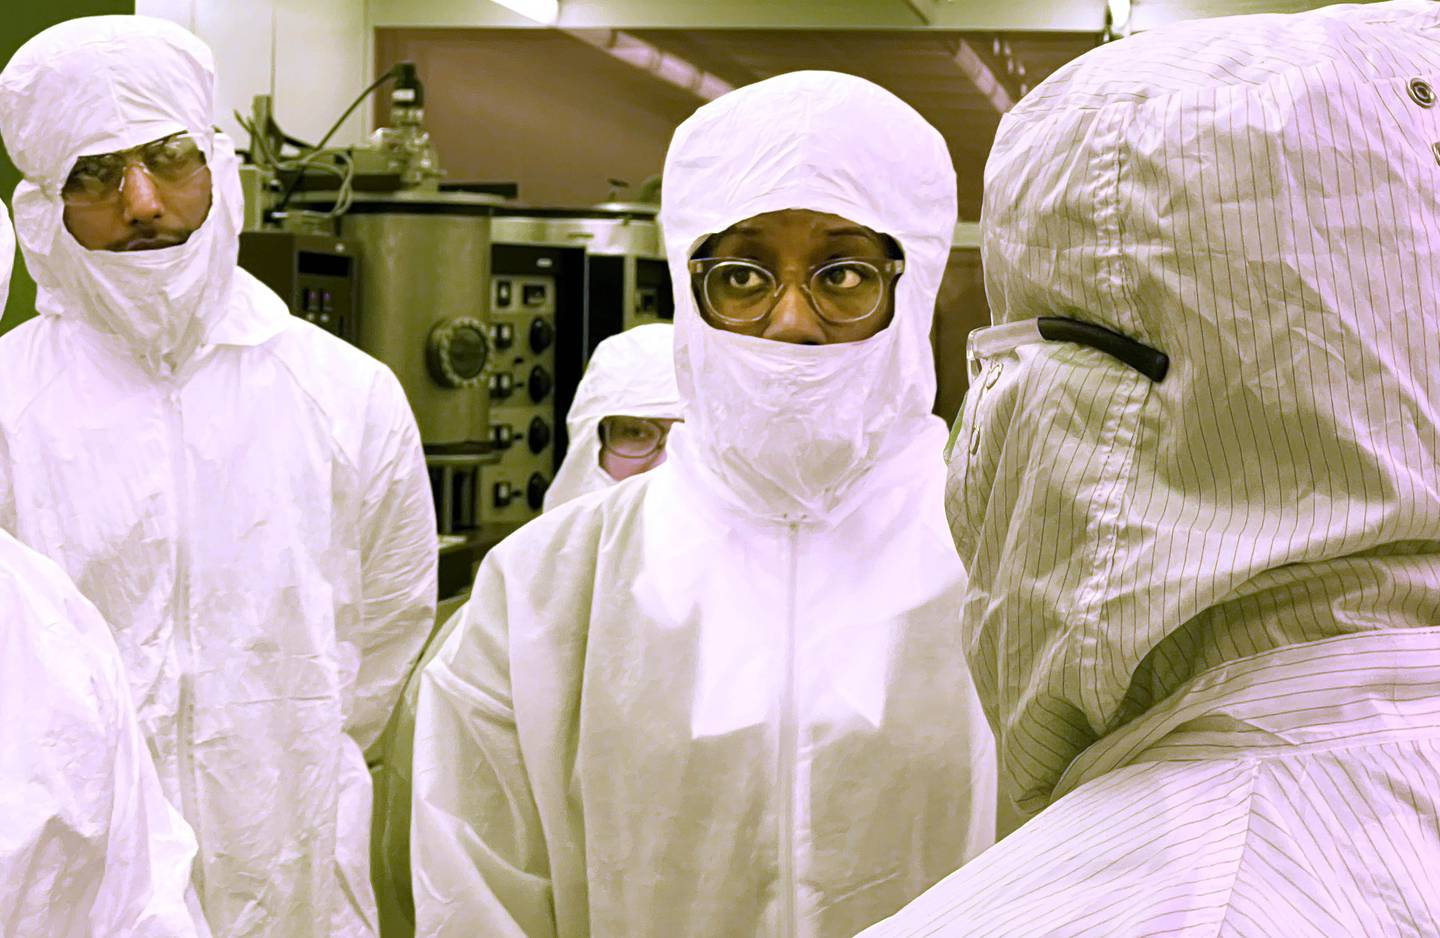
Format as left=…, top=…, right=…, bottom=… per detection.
left=491, top=0, right=559, bottom=25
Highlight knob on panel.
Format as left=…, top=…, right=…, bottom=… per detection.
left=527, top=365, right=553, bottom=403
left=526, top=472, right=549, bottom=511
left=529, top=317, right=555, bottom=353
left=427, top=318, right=489, bottom=388
left=527, top=416, right=551, bottom=454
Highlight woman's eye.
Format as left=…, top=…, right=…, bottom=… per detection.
left=823, top=266, right=863, bottom=289
left=725, top=269, right=761, bottom=289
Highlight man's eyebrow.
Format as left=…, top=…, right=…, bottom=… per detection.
left=825, top=227, right=878, bottom=239
left=74, top=131, right=188, bottom=162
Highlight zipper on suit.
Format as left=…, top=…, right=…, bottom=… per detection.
left=778, top=522, right=800, bottom=937
left=165, top=380, right=204, bottom=894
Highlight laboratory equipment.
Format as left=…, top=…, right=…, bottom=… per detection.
left=237, top=231, right=359, bottom=341
left=366, top=62, right=444, bottom=189
left=482, top=230, right=586, bottom=525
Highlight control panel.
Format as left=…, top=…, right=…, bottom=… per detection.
left=482, top=272, right=557, bottom=524
left=628, top=256, right=673, bottom=329
left=237, top=231, right=359, bottom=343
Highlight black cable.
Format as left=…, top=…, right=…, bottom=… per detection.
left=273, top=65, right=399, bottom=216
left=313, top=65, right=399, bottom=152
left=1036, top=316, right=1170, bottom=383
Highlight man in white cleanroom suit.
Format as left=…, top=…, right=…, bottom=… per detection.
left=0, top=199, right=208, bottom=938
left=0, top=17, right=437, bottom=937
left=542, top=322, right=682, bottom=510
left=860, top=2, right=1440, bottom=935
left=373, top=323, right=681, bottom=936
left=411, top=71, right=997, bottom=938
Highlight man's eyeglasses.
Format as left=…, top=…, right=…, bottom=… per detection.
left=61, top=132, right=208, bottom=206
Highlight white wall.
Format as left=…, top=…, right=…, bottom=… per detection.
left=137, top=0, right=371, bottom=149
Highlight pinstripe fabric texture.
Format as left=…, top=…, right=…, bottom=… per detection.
left=860, top=2, right=1440, bottom=934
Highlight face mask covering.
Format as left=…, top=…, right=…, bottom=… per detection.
left=21, top=135, right=242, bottom=376
left=55, top=217, right=222, bottom=371
left=684, top=322, right=908, bottom=523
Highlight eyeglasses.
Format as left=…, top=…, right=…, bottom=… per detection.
left=688, top=256, right=904, bottom=326
left=61, top=133, right=208, bottom=206
left=599, top=416, right=680, bottom=459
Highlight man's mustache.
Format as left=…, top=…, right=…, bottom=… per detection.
left=107, top=227, right=190, bottom=252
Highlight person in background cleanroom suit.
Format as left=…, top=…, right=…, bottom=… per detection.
left=542, top=322, right=682, bottom=510
left=410, top=71, right=997, bottom=938
left=0, top=16, right=437, bottom=937
left=0, top=199, right=209, bottom=938
left=860, top=2, right=1440, bottom=936
left=372, top=322, right=681, bottom=937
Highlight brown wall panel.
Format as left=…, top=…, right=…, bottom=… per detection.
left=375, top=28, right=702, bottom=207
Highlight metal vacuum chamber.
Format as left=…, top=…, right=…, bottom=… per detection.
left=336, top=192, right=503, bottom=453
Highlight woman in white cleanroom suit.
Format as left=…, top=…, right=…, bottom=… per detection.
left=0, top=17, right=436, bottom=937
left=373, top=323, right=681, bottom=937
left=410, top=71, right=997, bottom=938
left=862, top=2, right=1440, bottom=935
left=0, top=200, right=208, bottom=938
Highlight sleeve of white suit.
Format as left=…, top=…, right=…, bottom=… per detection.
left=0, top=431, right=16, bottom=534
left=411, top=558, right=556, bottom=938
left=81, top=597, right=211, bottom=938
left=348, top=367, right=438, bottom=753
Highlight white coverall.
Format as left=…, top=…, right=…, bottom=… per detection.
left=411, top=71, right=997, bottom=938
left=0, top=17, right=437, bottom=937
left=0, top=199, right=207, bottom=938
left=373, top=323, right=682, bottom=937
left=542, top=322, right=681, bottom=510
left=861, top=2, right=1440, bottom=935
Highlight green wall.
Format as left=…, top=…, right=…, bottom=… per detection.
left=0, top=1, right=134, bottom=335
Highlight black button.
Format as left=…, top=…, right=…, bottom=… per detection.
left=527, top=365, right=553, bottom=403
left=529, top=317, right=555, bottom=353
left=527, top=416, right=551, bottom=454
left=496, top=280, right=513, bottom=308
left=526, top=472, right=549, bottom=511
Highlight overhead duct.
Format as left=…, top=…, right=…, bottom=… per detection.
left=565, top=29, right=735, bottom=101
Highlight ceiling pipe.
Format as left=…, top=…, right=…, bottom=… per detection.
left=954, top=38, right=1016, bottom=113
left=565, top=29, right=735, bottom=101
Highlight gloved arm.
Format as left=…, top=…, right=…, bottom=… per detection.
left=411, top=561, right=556, bottom=938
left=348, top=367, right=438, bottom=753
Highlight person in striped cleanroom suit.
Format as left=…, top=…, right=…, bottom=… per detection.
left=861, top=2, right=1440, bottom=935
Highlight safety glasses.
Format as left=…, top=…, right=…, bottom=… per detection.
left=599, top=416, right=682, bottom=459
left=61, top=132, right=208, bottom=206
